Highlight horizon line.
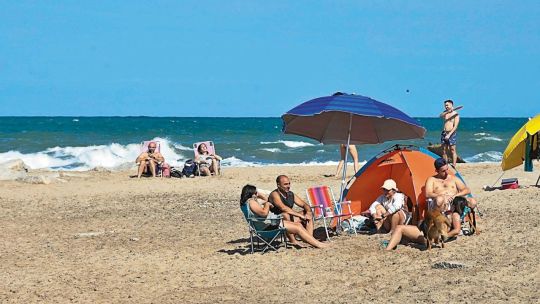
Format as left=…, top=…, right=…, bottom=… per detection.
left=0, top=115, right=531, bottom=119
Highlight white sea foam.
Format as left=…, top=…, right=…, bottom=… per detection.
left=0, top=150, right=73, bottom=169
left=464, top=151, right=503, bottom=163
left=0, top=137, right=187, bottom=171
left=260, top=148, right=281, bottom=153
left=173, top=143, right=194, bottom=151
left=260, top=140, right=315, bottom=148
left=474, top=132, right=489, bottom=136
left=220, top=157, right=366, bottom=168
left=473, top=136, right=502, bottom=142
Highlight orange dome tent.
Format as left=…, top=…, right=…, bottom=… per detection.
left=343, top=145, right=469, bottom=223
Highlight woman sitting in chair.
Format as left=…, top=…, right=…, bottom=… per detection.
left=196, top=143, right=222, bottom=176
left=240, top=184, right=328, bottom=249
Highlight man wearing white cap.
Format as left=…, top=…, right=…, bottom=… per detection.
left=368, top=179, right=410, bottom=233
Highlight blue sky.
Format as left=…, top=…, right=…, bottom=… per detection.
left=1, top=1, right=538, bottom=117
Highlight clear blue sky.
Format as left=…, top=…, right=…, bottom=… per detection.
left=1, top=1, right=538, bottom=117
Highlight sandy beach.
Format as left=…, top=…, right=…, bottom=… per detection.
left=1, top=163, right=539, bottom=303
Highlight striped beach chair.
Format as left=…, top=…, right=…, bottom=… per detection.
left=306, top=185, right=355, bottom=240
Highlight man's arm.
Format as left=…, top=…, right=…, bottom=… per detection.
left=448, top=114, right=460, bottom=135
left=154, top=152, right=165, bottom=163
left=136, top=153, right=148, bottom=163
left=424, top=177, right=437, bottom=198
left=294, top=195, right=312, bottom=216
left=269, top=192, right=306, bottom=219
left=453, top=177, right=470, bottom=198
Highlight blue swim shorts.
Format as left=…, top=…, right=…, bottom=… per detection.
left=441, top=131, right=457, bottom=146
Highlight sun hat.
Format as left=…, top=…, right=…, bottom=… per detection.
left=381, top=179, right=398, bottom=191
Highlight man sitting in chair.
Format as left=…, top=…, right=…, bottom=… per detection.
left=425, top=157, right=477, bottom=237
left=268, top=175, right=314, bottom=245
left=136, top=141, right=165, bottom=178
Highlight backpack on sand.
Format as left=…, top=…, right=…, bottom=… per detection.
left=170, top=167, right=183, bottom=178
left=182, top=159, right=198, bottom=177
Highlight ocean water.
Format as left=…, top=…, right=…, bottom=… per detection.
left=0, top=117, right=528, bottom=171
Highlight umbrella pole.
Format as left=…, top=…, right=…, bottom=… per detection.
left=339, top=114, right=353, bottom=203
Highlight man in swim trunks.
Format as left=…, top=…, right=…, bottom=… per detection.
left=269, top=175, right=314, bottom=243
left=135, top=141, right=165, bottom=178
left=439, top=99, right=460, bottom=167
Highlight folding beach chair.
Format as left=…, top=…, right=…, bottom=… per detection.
left=306, top=186, right=355, bottom=240
left=138, top=141, right=168, bottom=177
left=240, top=203, right=288, bottom=254
left=193, top=141, right=221, bottom=176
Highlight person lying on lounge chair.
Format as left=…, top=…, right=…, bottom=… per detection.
left=241, top=184, right=328, bottom=249
left=195, top=142, right=222, bottom=176
left=136, top=141, right=165, bottom=178
left=368, top=179, right=410, bottom=233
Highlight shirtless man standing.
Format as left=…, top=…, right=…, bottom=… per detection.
left=269, top=175, right=314, bottom=244
left=136, top=142, right=165, bottom=178
left=439, top=99, right=460, bottom=167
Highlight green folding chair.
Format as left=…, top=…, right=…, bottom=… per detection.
left=240, top=203, right=288, bottom=254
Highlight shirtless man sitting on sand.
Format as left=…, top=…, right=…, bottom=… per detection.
left=269, top=175, right=315, bottom=244
left=383, top=157, right=477, bottom=250
left=136, top=142, right=165, bottom=178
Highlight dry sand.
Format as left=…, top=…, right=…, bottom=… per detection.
left=1, top=163, right=539, bottom=303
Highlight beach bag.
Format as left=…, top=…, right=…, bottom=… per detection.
left=161, top=163, right=171, bottom=178
left=182, top=159, right=198, bottom=177
left=170, top=167, right=183, bottom=178
left=341, top=215, right=370, bottom=233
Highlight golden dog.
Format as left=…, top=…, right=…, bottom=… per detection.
left=423, top=209, right=451, bottom=250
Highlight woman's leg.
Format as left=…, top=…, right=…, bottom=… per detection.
left=373, top=204, right=387, bottom=231
left=348, top=144, right=359, bottom=172
left=385, top=225, right=425, bottom=251
left=447, top=212, right=461, bottom=238
left=284, top=221, right=328, bottom=248
left=387, top=210, right=406, bottom=233
left=210, top=159, right=219, bottom=176
left=200, top=166, right=211, bottom=176
left=335, top=144, right=346, bottom=177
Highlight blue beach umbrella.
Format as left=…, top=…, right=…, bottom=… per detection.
left=282, top=93, right=426, bottom=201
